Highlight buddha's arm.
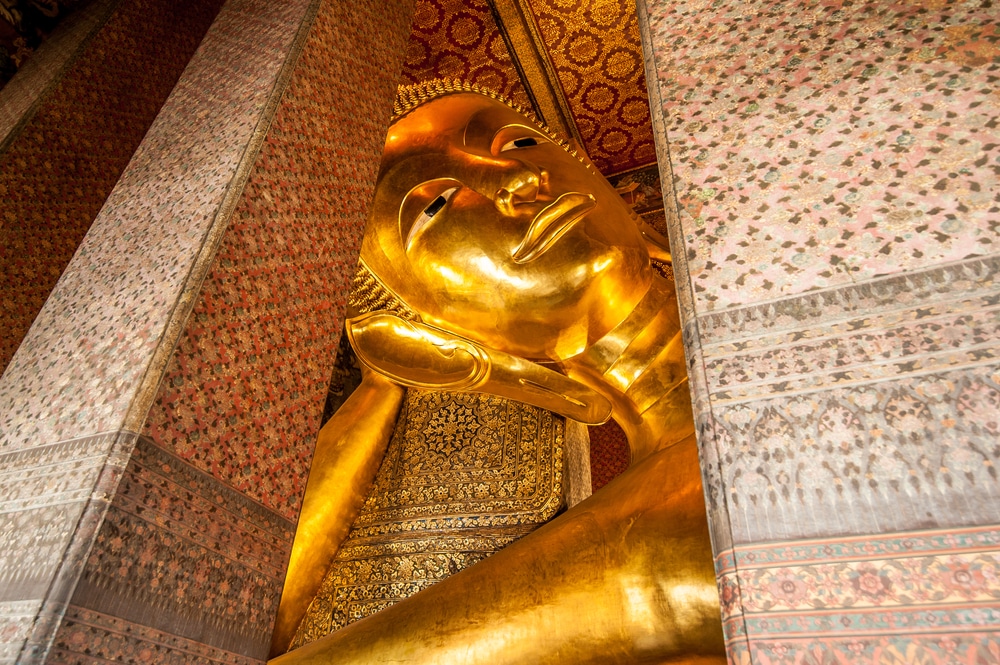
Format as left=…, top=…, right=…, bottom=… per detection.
left=269, top=434, right=725, bottom=665
left=270, top=372, right=405, bottom=657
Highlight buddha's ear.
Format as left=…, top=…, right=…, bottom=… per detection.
left=346, top=312, right=612, bottom=425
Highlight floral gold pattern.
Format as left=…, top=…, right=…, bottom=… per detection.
left=400, top=0, right=532, bottom=111
left=527, top=0, right=656, bottom=174
left=291, top=390, right=564, bottom=647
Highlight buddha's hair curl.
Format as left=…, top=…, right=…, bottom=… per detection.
left=348, top=260, right=418, bottom=320
left=392, top=79, right=531, bottom=122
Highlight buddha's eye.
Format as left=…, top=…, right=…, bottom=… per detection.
left=491, top=123, right=549, bottom=155
left=406, top=186, right=459, bottom=251
left=423, top=194, right=448, bottom=218
left=500, top=137, right=539, bottom=152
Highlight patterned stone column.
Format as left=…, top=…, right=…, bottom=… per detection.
left=0, top=0, right=229, bottom=373
left=0, top=0, right=117, bottom=144
left=637, top=0, right=1000, bottom=662
left=0, top=0, right=414, bottom=662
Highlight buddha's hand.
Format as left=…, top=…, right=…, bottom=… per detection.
left=347, top=311, right=611, bottom=424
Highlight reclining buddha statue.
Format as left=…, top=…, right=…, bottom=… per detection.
left=269, top=80, right=726, bottom=665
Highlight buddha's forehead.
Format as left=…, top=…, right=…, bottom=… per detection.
left=383, top=93, right=532, bottom=160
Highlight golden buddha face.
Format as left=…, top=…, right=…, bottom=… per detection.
left=361, top=91, right=652, bottom=361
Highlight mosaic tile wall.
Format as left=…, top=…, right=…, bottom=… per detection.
left=637, top=0, right=1000, bottom=660
left=0, top=0, right=116, bottom=143
left=527, top=0, right=657, bottom=174
left=0, top=0, right=227, bottom=375
left=0, top=0, right=94, bottom=87
left=52, top=438, right=295, bottom=663
left=141, top=0, right=415, bottom=522
left=644, top=0, right=999, bottom=311
left=587, top=420, right=631, bottom=492
left=400, top=0, right=531, bottom=112
left=0, top=0, right=328, bottom=658
left=103, top=0, right=411, bottom=660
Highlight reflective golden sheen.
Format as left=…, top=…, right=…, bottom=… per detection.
left=270, top=370, right=405, bottom=657
left=271, top=85, right=725, bottom=664
left=361, top=90, right=652, bottom=361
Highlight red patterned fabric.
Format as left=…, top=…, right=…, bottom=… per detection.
left=589, top=420, right=631, bottom=492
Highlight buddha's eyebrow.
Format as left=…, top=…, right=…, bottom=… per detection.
left=463, top=108, right=496, bottom=148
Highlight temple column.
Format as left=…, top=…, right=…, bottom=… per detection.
left=0, top=0, right=230, bottom=373
left=637, top=0, right=1000, bottom=661
left=0, top=0, right=413, bottom=662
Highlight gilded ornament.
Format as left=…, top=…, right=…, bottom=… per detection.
left=271, top=81, right=724, bottom=664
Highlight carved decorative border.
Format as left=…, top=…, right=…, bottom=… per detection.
left=718, top=526, right=1000, bottom=570
left=51, top=606, right=258, bottom=665
left=0, top=432, right=134, bottom=604
left=697, top=254, right=999, bottom=345
left=6, top=431, right=137, bottom=664
left=68, top=436, right=293, bottom=658
left=716, top=525, right=1000, bottom=656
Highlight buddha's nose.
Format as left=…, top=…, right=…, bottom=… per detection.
left=494, top=163, right=547, bottom=216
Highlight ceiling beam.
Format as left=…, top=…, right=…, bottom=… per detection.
left=486, top=0, right=584, bottom=149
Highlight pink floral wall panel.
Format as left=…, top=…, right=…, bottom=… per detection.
left=637, top=0, right=1000, bottom=661
left=645, top=0, right=998, bottom=312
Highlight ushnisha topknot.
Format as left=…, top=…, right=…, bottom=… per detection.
left=392, top=79, right=533, bottom=122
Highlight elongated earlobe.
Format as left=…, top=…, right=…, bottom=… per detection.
left=347, top=312, right=612, bottom=425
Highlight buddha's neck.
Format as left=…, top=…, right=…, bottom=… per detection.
left=562, top=276, right=693, bottom=462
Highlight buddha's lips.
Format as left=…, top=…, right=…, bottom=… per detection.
left=512, top=192, right=596, bottom=264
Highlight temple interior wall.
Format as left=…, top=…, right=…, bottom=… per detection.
left=0, top=0, right=227, bottom=374
left=0, top=0, right=413, bottom=660
left=51, top=0, right=415, bottom=660
left=0, top=0, right=997, bottom=663
left=638, top=0, right=1000, bottom=661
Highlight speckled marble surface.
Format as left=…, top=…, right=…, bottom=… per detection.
left=638, top=0, right=1000, bottom=660
left=640, top=0, right=1000, bottom=549
left=0, top=0, right=316, bottom=660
